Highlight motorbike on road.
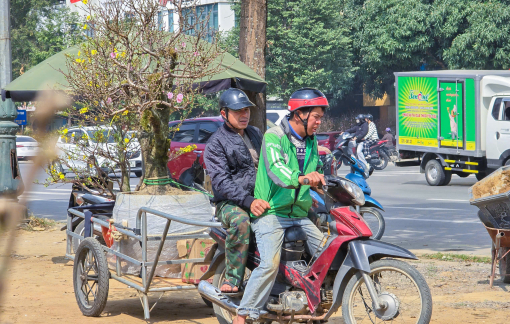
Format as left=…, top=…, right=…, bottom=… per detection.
left=335, top=133, right=390, bottom=170
left=199, top=175, right=432, bottom=324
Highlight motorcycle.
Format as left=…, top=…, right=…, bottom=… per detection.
left=335, top=133, right=390, bottom=170
left=310, top=159, right=385, bottom=240
left=199, top=175, right=432, bottom=324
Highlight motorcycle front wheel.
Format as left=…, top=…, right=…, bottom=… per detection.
left=359, top=207, right=385, bottom=240
left=341, top=259, right=432, bottom=324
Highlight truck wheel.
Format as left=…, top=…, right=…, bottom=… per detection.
left=442, top=170, right=452, bottom=186
left=425, top=160, right=446, bottom=186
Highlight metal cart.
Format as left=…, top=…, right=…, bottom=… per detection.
left=66, top=205, right=222, bottom=319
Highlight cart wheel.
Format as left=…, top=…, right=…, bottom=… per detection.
left=73, top=237, right=109, bottom=316
left=499, top=247, right=510, bottom=284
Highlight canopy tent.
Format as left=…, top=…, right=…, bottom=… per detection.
left=2, top=43, right=266, bottom=102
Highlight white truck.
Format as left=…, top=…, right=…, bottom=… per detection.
left=394, top=70, right=510, bottom=186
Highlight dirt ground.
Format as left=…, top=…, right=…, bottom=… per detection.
left=1, top=227, right=510, bottom=324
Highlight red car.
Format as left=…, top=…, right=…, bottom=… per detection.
left=316, top=131, right=342, bottom=151
left=167, top=117, right=336, bottom=183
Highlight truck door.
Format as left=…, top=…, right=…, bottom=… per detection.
left=486, top=97, right=510, bottom=161
left=439, top=81, right=464, bottom=148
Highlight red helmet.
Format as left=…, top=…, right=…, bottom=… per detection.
left=288, top=88, right=329, bottom=112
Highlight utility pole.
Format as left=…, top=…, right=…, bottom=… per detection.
left=0, top=0, right=24, bottom=199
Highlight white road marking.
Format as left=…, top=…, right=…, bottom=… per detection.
left=384, top=217, right=479, bottom=224
left=385, top=206, right=466, bottom=211
left=427, top=198, right=470, bottom=202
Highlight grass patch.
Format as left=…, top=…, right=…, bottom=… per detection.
left=21, top=215, right=56, bottom=231
left=421, top=252, right=490, bottom=264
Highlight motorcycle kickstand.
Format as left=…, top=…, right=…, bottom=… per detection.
left=361, top=272, right=387, bottom=312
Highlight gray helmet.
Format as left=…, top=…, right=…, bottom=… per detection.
left=219, top=88, right=255, bottom=111
left=356, top=114, right=365, bottom=124
left=365, top=113, right=373, bottom=121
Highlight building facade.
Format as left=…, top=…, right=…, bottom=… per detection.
left=65, top=0, right=235, bottom=40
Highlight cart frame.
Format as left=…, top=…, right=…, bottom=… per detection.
left=66, top=205, right=222, bottom=319
left=484, top=225, right=510, bottom=288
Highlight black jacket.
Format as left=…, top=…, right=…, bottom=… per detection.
left=204, top=123, right=263, bottom=209
left=345, top=122, right=368, bottom=143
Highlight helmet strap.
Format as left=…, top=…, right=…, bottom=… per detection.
left=296, top=111, right=310, bottom=137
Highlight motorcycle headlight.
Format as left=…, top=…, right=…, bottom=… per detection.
left=340, top=179, right=365, bottom=206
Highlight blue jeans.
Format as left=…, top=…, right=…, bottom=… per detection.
left=237, top=215, right=325, bottom=319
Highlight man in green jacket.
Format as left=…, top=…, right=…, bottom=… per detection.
left=234, top=88, right=328, bottom=323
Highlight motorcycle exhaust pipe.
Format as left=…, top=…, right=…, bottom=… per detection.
left=198, top=281, right=239, bottom=314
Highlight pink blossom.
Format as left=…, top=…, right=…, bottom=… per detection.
left=107, top=97, right=112, bottom=104
left=110, top=52, right=116, bottom=59
left=181, top=42, right=186, bottom=48
left=176, top=93, right=184, bottom=103
left=167, top=92, right=174, bottom=100
left=193, top=51, right=199, bottom=57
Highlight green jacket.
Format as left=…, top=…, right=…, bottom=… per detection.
left=253, top=118, right=320, bottom=218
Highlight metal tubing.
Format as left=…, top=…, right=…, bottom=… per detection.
left=148, top=285, right=198, bottom=292
left=135, top=206, right=222, bottom=230
left=66, top=213, right=73, bottom=255
left=146, top=258, right=205, bottom=266
left=362, top=272, right=385, bottom=311
left=145, top=219, right=171, bottom=293
left=142, top=293, right=150, bottom=320
left=110, top=273, right=145, bottom=292
left=142, top=211, right=147, bottom=289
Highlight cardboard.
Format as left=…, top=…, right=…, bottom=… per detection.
left=177, top=239, right=215, bottom=284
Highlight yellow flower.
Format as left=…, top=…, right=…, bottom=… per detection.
left=75, top=58, right=81, bottom=63
left=122, top=110, right=129, bottom=116
left=59, top=173, right=65, bottom=179
left=124, top=138, right=129, bottom=143
left=82, top=0, right=88, bottom=4
left=62, top=128, right=68, bottom=134
left=79, top=107, right=89, bottom=114
left=91, top=49, right=97, bottom=55
left=77, top=50, right=81, bottom=56
left=83, top=24, right=88, bottom=30
left=121, top=52, right=126, bottom=57
left=94, top=117, right=97, bottom=121
left=86, top=15, right=91, bottom=21
left=104, top=81, right=108, bottom=86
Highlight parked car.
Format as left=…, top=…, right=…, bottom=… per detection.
left=266, top=109, right=289, bottom=125
left=16, top=135, right=41, bottom=160
left=55, top=126, right=143, bottom=177
left=167, top=117, right=336, bottom=183
left=316, top=131, right=342, bottom=151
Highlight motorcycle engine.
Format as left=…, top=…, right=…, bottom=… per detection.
left=267, top=291, right=308, bottom=315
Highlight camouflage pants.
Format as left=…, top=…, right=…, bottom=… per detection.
left=216, top=200, right=251, bottom=287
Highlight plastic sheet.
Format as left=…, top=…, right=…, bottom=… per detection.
left=107, top=192, right=214, bottom=278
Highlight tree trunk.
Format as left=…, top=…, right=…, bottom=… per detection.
left=239, top=0, right=267, bottom=132
left=119, top=162, right=130, bottom=192
left=138, top=106, right=172, bottom=195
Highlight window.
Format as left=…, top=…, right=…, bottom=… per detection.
left=316, top=134, right=329, bottom=141
left=168, top=10, right=174, bottom=32
left=198, top=122, right=219, bottom=143
left=267, top=113, right=280, bottom=123
left=505, top=102, right=510, bottom=121
left=172, top=123, right=196, bottom=142
left=16, top=136, right=36, bottom=143
left=158, top=11, right=164, bottom=30
left=183, top=4, right=218, bottom=42
left=492, top=98, right=502, bottom=120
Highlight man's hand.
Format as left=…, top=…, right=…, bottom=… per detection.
left=299, top=171, right=326, bottom=187
left=250, top=199, right=270, bottom=217
left=312, top=198, right=319, bottom=208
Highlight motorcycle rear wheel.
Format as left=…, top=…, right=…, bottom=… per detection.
left=371, top=151, right=388, bottom=170
left=342, top=259, right=432, bottom=324
left=359, top=207, right=385, bottom=240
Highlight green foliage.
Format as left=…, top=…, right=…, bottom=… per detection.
left=266, top=0, right=355, bottom=103
left=421, top=252, right=491, bottom=264
left=342, top=0, right=510, bottom=97
left=10, top=0, right=82, bottom=79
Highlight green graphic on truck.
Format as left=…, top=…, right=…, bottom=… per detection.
left=439, top=82, right=464, bottom=148
left=398, top=77, right=438, bottom=147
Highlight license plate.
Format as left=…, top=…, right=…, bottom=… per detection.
left=130, top=161, right=136, bottom=167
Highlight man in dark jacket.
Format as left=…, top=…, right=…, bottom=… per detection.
left=204, top=88, right=270, bottom=293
